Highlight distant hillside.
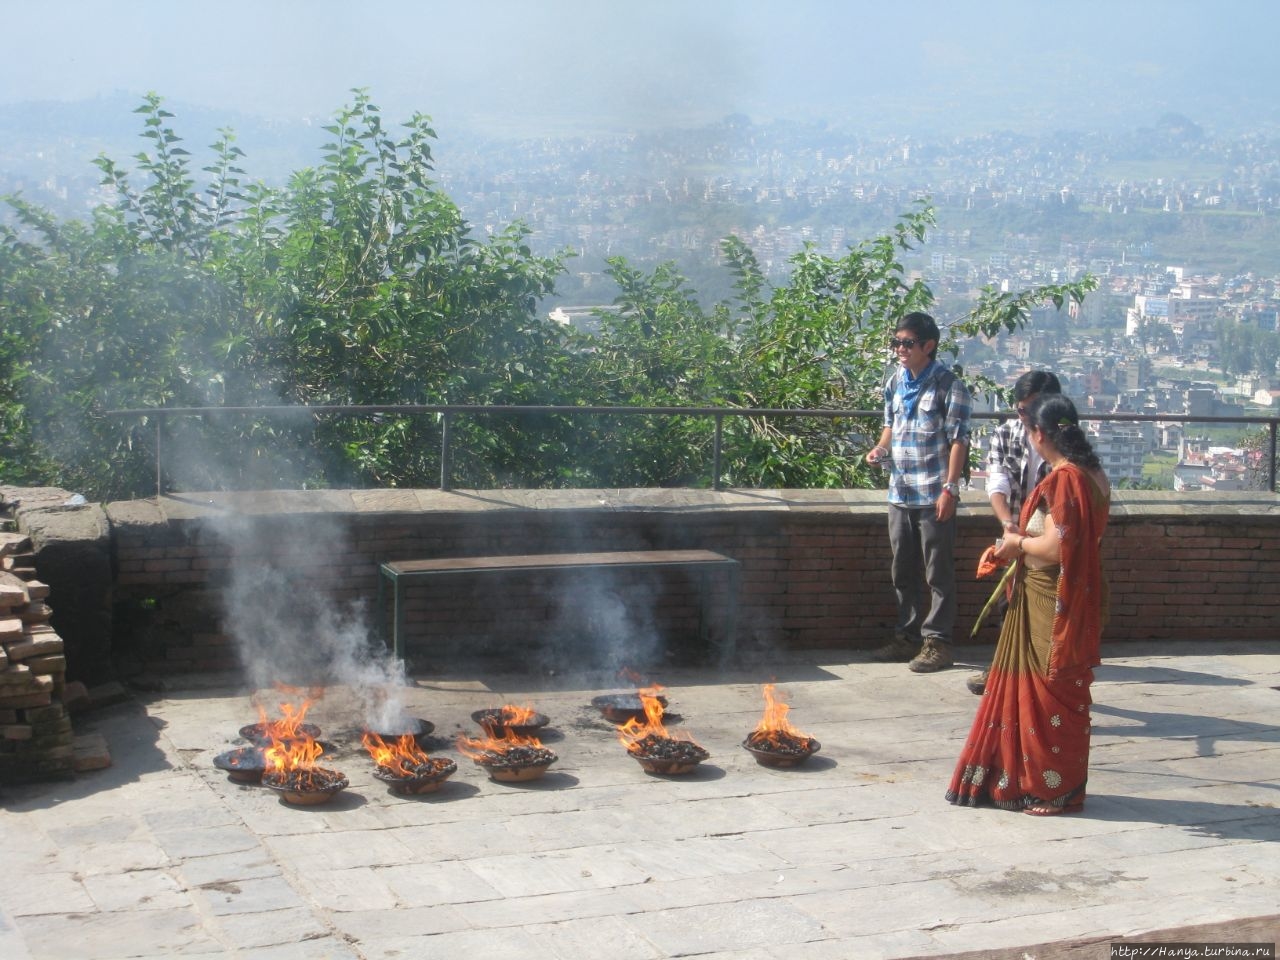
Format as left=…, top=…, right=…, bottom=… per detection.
left=0, top=93, right=323, bottom=182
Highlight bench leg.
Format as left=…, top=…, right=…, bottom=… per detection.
left=393, top=581, right=406, bottom=663
left=377, top=570, right=388, bottom=649
left=699, top=566, right=739, bottom=665
left=721, top=565, right=739, bottom=663
left=697, top=568, right=710, bottom=658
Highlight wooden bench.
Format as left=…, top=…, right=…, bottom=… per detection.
left=376, top=549, right=740, bottom=664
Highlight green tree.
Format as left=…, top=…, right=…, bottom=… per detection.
left=1, top=92, right=570, bottom=497
left=1, top=94, right=1096, bottom=497
left=570, top=201, right=1096, bottom=487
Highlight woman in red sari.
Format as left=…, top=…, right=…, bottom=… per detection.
left=946, top=394, right=1109, bottom=815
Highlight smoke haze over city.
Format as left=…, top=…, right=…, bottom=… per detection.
left=4, top=0, right=1278, bottom=137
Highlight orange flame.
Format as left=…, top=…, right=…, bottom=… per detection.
left=455, top=726, right=543, bottom=760
left=253, top=692, right=323, bottom=778
left=617, top=685, right=697, bottom=755
left=748, top=683, right=811, bottom=749
left=253, top=696, right=315, bottom=739
left=482, top=703, right=540, bottom=727
left=262, top=730, right=324, bottom=775
left=362, top=732, right=432, bottom=776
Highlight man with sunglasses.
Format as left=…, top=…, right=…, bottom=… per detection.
left=865, top=312, right=972, bottom=673
left=967, top=369, right=1062, bottom=694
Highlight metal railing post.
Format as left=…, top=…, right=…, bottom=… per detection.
left=713, top=413, right=724, bottom=491
left=439, top=411, right=453, bottom=492
left=155, top=416, right=164, bottom=499
left=1270, top=420, right=1278, bottom=493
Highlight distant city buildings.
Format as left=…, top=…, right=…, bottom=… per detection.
left=9, top=110, right=1280, bottom=491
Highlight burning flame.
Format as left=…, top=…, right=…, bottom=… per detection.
left=617, top=685, right=696, bottom=755
left=362, top=732, right=434, bottom=776
left=747, top=683, right=811, bottom=749
left=262, top=730, right=324, bottom=775
left=253, top=695, right=315, bottom=739
left=255, top=692, right=327, bottom=783
left=455, top=726, right=544, bottom=759
left=481, top=703, right=540, bottom=728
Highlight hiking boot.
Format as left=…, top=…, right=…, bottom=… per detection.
left=870, top=635, right=918, bottom=662
left=908, top=639, right=954, bottom=673
left=966, top=670, right=989, bottom=695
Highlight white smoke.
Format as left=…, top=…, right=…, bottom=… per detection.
left=213, top=512, right=411, bottom=733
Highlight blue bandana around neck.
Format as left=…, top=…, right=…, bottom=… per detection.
left=900, top=359, right=938, bottom=417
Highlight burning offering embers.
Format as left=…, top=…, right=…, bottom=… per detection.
left=626, top=734, right=710, bottom=775
left=742, top=684, right=820, bottom=768
left=456, top=728, right=558, bottom=782
left=252, top=695, right=347, bottom=805
left=239, top=695, right=322, bottom=746
left=591, top=692, right=668, bottom=724
left=471, top=704, right=550, bottom=737
left=213, top=746, right=268, bottom=783
left=617, top=686, right=708, bottom=775
left=362, top=732, right=457, bottom=795
left=262, top=767, right=349, bottom=805
left=239, top=721, right=322, bottom=746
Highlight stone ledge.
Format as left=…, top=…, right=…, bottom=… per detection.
left=95, top=488, right=1280, bottom=525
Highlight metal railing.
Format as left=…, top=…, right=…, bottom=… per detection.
left=108, top=404, right=1280, bottom=497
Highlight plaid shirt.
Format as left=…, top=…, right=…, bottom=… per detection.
left=985, top=419, right=1046, bottom=519
left=882, top=362, right=972, bottom=508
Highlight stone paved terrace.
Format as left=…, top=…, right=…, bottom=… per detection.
left=1, top=640, right=1277, bottom=959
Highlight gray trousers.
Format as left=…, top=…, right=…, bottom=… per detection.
left=887, top=503, right=957, bottom=645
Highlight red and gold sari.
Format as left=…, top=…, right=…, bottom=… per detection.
left=946, top=462, right=1109, bottom=812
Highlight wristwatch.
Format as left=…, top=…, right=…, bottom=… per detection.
left=942, top=481, right=959, bottom=497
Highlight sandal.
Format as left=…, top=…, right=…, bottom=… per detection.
left=1024, top=803, right=1064, bottom=816
left=1024, top=801, right=1083, bottom=816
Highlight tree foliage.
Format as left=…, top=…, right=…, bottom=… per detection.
left=0, top=94, right=1096, bottom=498
left=569, top=202, right=1096, bottom=487
left=1215, top=317, right=1280, bottom=377
left=2, top=92, right=569, bottom=497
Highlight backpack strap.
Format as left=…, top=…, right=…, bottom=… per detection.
left=931, top=367, right=971, bottom=483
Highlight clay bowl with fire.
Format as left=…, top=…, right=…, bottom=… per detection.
left=591, top=692, right=668, bottom=724
left=617, top=686, right=708, bottom=775
left=742, top=732, right=821, bottom=768
left=742, top=683, right=821, bottom=768
left=362, top=732, right=457, bottom=795
left=258, top=727, right=348, bottom=805
left=470, top=705, right=550, bottom=737
left=626, top=733, right=710, bottom=775
left=262, top=767, right=350, bottom=805
left=456, top=729, right=558, bottom=783
left=213, top=746, right=268, bottom=783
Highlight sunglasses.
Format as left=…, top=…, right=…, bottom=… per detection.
left=889, top=337, right=919, bottom=350
left=1016, top=404, right=1030, bottom=417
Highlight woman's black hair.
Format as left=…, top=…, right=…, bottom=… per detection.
left=1025, top=394, right=1100, bottom=471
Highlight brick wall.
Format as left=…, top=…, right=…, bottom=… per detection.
left=72, top=488, right=1278, bottom=678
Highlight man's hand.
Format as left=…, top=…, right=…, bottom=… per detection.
left=935, top=490, right=956, bottom=522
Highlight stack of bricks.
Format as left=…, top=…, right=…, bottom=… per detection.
left=1, top=530, right=75, bottom=781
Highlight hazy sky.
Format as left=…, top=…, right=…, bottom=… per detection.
left=5, top=1, right=1279, bottom=136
